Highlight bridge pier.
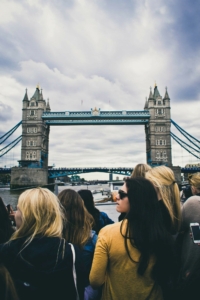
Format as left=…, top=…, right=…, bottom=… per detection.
left=109, top=173, right=113, bottom=181
left=10, top=167, right=48, bottom=190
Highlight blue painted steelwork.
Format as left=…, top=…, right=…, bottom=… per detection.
left=0, top=136, right=22, bottom=158
left=0, top=121, right=22, bottom=145
left=48, top=167, right=133, bottom=178
left=181, top=168, right=200, bottom=173
left=42, top=110, right=150, bottom=125
left=170, top=132, right=200, bottom=160
left=1, top=167, right=200, bottom=177
left=171, top=119, right=200, bottom=147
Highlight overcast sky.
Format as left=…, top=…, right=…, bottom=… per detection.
left=0, top=0, right=200, bottom=180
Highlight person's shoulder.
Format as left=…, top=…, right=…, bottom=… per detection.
left=183, top=195, right=200, bottom=207
left=99, top=221, right=121, bottom=235
left=100, top=211, right=108, bottom=218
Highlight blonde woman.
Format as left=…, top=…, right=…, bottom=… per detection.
left=0, top=188, right=84, bottom=300
left=146, top=165, right=181, bottom=234
left=131, top=163, right=152, bottom=178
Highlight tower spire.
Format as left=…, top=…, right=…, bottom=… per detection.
left=163, top=87, right=170, bottom=100
left=46, top=98, right=51, bottom=111
left=23, top=88, right=29, bottom=101
left=39, top=88, right=43, bottom=100
left=148, top=87, right=153, bottom=100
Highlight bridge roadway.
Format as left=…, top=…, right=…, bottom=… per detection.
left=1, top=167, right=200, bottom=178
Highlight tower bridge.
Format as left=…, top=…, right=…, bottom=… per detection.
left=0, top=84, right=199, bottom=189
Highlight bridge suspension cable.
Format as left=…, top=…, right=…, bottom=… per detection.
left=171, top=119, right=200, bottom=150
left=0, top=121, right=22, bottom=145
left=0, top=135, right=22, bottom=158
left=170, top=132, right=200, bottom=159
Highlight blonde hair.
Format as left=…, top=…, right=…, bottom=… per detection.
left=131, top=163, right=152, bottom=178
left=58, top=189, right=93, bottom=249
left=0, top=264, right=19, bottom=300
left=145, top=166, right=181, bottom=232
left=11, top=188, right=64, bottom=244
left=189, top=173, right=200, bottom=190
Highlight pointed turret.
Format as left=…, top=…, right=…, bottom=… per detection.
left=163, top=87, right=170, bottom=100
left=31, top=85, right=40, bottom=101
left=23, top=89, right=29, bottom=101
left=148, top=87, right=153, bottom=100
left=153, top=83, right=161, bottom=98
left=144, top=97, right=148, bottom=109
left=39, top=89, right=44, bottom=100
left=46, top=98, right=51, bottom=111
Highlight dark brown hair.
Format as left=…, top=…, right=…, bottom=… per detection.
left=58, top=189, right=94, bottom=248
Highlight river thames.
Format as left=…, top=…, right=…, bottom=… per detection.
left=0, top=184, right=120, bottom=222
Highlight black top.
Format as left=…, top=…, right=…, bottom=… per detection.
left=159, top=200, right=176, bottom=235
left=0, top=237, right=85, bottom=300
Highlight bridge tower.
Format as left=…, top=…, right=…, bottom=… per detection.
left=144, top=84, right=172, bottom=166
left=11, top=86, right=50, bottom=189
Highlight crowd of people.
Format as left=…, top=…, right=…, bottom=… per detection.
left=0, top=164, right=200, bottom=300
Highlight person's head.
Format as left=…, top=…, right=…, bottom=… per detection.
left=0, top=264, right=19, bottom=300
left=189, top=173, right=200, bottom=195
left=0, top=197, right=14, bottom=243
left=58, top=189, right=93, bottom=248
left=11, top=188, right=64, bottom=243
left=131, top=163, right=152, bottom=178
left=145, top=166, right=181, bottom=231
left=118, top=177, right=159, bottom=221
left=78, top=190, right=95, bottom=211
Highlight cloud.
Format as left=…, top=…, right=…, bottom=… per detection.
left=0, top=0, right=199, bottom=173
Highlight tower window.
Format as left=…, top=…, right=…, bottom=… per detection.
left=157, top=101, right=162, bottom=105
left=27, top=140, right=36, bottom=146
left=156, top=109, right=165, bottom=115
left=27, top=127, right=37, bottom=133
left=31, top=102, right=35, bottom=106
left=156, top=139, right=166, bottom=145
left=30, top=110, right=35, bottom=116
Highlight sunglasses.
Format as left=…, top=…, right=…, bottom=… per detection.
left=118, top=190, right=128, bottom=200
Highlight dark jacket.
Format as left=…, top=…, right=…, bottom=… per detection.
left=82, top=230, right=97, bottom=286
left=0, top=236, right=85, bottom=300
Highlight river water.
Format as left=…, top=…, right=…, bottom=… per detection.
left=0, top=184, right=120, bottom=222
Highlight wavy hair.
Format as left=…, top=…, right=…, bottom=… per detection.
left=0, top=264, right=19, bottom=300
left=58, top=189, right=94, bottom=248
left=131, top=163, right=152, bottom=178
left=145, top=166, right=181, bottom=232
left=189, top=172, right=200, bottom=190
left=10, top=188, right=64, bottom=245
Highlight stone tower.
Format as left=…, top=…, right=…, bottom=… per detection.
left=144, top=84, right=172, bottom=166
left=11, top=86, right=50, bottom=189
left=19, top=86, right=50, bottom=168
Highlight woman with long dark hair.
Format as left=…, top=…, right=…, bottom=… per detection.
left=90, top=178, right=175, bottom=299
left=78, top=189, right=114, bottom=234
left=58, top=189, right=100, bottom=299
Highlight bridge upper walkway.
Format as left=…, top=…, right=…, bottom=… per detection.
left=42, top=110, right=150, bottom=125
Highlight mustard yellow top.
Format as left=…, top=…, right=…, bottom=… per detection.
left=89, top=221, right=163, bottom=300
